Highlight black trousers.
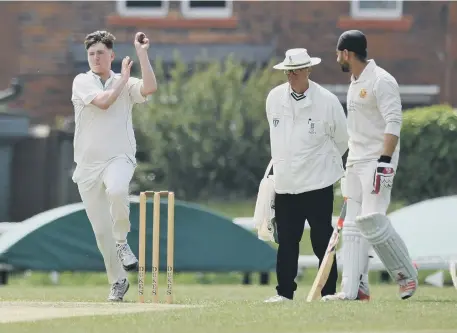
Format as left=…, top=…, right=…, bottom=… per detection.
left=275, top=185, right=337, bottom=299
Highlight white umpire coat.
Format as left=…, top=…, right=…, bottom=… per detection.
left=266, top=80, right=349, bottom=194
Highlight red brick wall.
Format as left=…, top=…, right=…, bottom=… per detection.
left=4, top=2, right=115, bottom=122
left=0, top=2, right=20, bottom=89
left=443, top=1, right=457, bottom=104
left=234, top=1, right=453, bottom=89
left=1, top=1, right=456, bottom=124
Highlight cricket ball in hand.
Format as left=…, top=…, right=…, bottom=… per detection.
left=138, top=34, right=146, bottom=44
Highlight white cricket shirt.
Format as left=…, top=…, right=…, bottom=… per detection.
left=266, top=80, right=349, bottom=194
left=70, top=70, right=146, bottom=182
left=346, top=60, right=402, bottom=167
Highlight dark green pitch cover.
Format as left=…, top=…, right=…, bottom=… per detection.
left=0, top=199, right=277, bottom=273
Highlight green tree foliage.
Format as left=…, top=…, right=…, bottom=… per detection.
left=394, top=104, right=457, bottom=204
left=132, top=56, right=284, bottom=201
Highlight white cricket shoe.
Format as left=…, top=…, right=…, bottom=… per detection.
left=399, top=262, right=418, bottom=300
left=399, top=278, right=417, bottom=300
left=264, top=295, right=292, bottom=303
left=358, top=281, right=371, bottom=301
left=321, top=288, right=371, bottom=302
left=108, top=278, right=130, bottom=302
left=116, top=242, right=138, bottom=271
left=321, top=292, right=347, bottom=302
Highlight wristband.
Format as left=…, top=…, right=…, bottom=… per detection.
left=378, top=155, right=392, bottom=163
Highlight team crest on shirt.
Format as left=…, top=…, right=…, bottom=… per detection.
left=359, top=88, right=367, bottom=98
left=273, top=118, right=279, bottom=127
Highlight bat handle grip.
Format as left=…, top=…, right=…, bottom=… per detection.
left=336, top=197, right=347, bottom=229
left=337, top=217, right=344, bottom=229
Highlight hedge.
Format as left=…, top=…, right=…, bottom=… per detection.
left=394, top=104, right=457, bottom=204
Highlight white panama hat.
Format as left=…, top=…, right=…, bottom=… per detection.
left=273, top=48, right=321, bottom=70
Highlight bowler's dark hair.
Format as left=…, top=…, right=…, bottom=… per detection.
left=84, top=30, right=116, bottom=50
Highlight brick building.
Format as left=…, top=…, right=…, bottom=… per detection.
left=1, top=0, right=456, bottom=125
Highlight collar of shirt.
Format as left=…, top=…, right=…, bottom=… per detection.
left=290, top=87, right=309, bottom=102
left=351, top=59, right=377, bottom=83
left=282, top=81, right=314, bottom=109
left=87, top=70, right=117, bottom=88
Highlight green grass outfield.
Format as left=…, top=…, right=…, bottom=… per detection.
left=0, top=284, right=456, bottom=332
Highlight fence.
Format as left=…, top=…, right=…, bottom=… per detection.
left=9, top=130, right=80, bottom=222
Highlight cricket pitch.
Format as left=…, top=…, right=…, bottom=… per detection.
left=0, top=301, right=195, bottom=323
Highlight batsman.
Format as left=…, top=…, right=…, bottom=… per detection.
left=322, top=30, right=418, bottom=301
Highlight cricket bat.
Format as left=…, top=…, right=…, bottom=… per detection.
left=306, top=198, right=347, bottom=302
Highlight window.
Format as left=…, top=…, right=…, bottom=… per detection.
left=116, top=0, right=233, bottom=19
left=116, top=0, right=169, bottom=17
left=351, top=0, right=403, bottom=19
left=181, top=0, right=233, bottom=19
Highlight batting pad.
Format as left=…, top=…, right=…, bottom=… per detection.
left=340, top=221, right=371, bottom=299
left=356, top=213, right=417, bottom=282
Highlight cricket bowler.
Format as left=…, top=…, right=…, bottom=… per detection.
left=71, top=30, right=157, bottom=301
left=322, top=30, right=418, bottom=301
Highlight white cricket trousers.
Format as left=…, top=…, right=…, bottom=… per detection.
left=76, top=157, right=135, bottom=284
left=346, top=159, right=393, bottom=216
left=341, top=159, right=393, bottom=298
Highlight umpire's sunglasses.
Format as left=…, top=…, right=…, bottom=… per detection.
left=284, top=68, right=307, bottom=75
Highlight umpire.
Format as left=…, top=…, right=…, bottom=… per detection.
left=264, top=48, right=349, bottom=302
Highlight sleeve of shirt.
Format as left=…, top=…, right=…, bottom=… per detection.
left=127, top=77, right=147, bottom=104
left=71, top=74, right=102, bottom=107
left=330, top=95, right=349, bottom=157
left=373, top=76, right=402, bottom=137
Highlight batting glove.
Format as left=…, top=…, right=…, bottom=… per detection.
left=372, top=155, right=395, bottom=194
